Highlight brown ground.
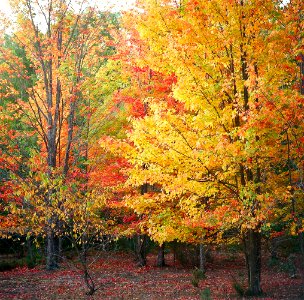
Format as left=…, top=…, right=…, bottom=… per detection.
left=0, top=251, right=303, bottom=300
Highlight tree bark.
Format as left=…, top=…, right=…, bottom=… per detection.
left=46, top=230, right=58, bottom=270
left=79, top=236, right=96, bottom=295
left=244, top=229, right=262, bottom=296
left=298, top=52, right=304, bottom=295
left=156, top=244, right=166, bottom=267
left=135, top=234, right=147, bottom=267
left=135, top=183, right=149, bottom=267
left=299, top=232, right=304, bottom=256
left=199, top=243, right=206, bottom=274
left=26, top=236, right=33, bottom=263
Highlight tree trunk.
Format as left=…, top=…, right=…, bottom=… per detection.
left=299, top=54, right=304, bottom=255
left=156, top=244, right=166, bottom=267
left=199, top=243, right=206, bottom=274
left=244, top=229, right=262, bottom=296
left=299, top=232, right=304, bottom=256
left=26, top=236, right=33, bottom=264
left=46, top=230, right=58, bottom=270
left=135, top=234, right=147, bottom=267
left=80, top=238, right=96, bottom=295
left=135, top=182, right=149, bottom=267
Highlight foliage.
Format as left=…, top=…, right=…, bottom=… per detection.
left=231, top=273, right=246, bottom=297
left=191, top=267, right=206, bottom=287
left=0, top=0, right=303, bottom=297
left=200, top=287, right=212, bottom=300
left=118, top=0, right=304, bottom=294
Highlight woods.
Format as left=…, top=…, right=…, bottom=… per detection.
left=0, top=0, right=303, bottom=298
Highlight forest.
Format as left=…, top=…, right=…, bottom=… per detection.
left=0, top=0, right=303, bottom=299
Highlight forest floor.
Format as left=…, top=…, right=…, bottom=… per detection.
left=0, top=250, right=303, bottom=300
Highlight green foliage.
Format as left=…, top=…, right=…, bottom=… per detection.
left=268, top=255, right=297, bottom=278
left=231, top=274, right=246, bottom=297
left=25, top=245, right=42, bottom=269
left=191, top=277, right=199, bottom=288
left=191, top=267, right=206, bottom=287
left=200, top=287, right=212, bottom=300
left=232, top=281, right=246, bottom=297
left=0, top=258, right=26, bottom=272
left=0, top=260, right=19, bottom=272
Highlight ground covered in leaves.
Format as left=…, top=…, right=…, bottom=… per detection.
left=0, top=251, right=303, bottom=299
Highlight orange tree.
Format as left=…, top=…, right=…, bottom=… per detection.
left=118, top=0, right=304, bottom=295
left=99, top=27, right=219, bottom=268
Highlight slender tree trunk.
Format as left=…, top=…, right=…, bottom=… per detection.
left=299, top=54, right=304, bottom=257
left=199, top=243, right=206, bottom=274
left=156, top=244, right=166, bottom=267
left=244, top=229, right=262, bottom=296
left=46, top=230, right=58, bottom=270
left=135, top=182, right=149, bottom=267
left=299, top=232, right=304, bottom=256
left=78, top=234, right=96, bottom=295
left=135, top=234, right=147, bottom=267
left=46, top=144, right=58, bottom=271
left=26, top=236, right=33, bottom=264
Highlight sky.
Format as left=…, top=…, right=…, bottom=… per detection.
left=0, top=0, right=136, bottom=15
left=0, top=0, right=290, bottom=17
left=0, top=0, right=11, bottom=14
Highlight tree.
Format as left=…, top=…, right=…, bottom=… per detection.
left=0, top=0, right=118, bottom=270
left=121, top=0, right=303, bottom=295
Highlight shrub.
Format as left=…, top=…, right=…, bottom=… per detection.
left=200, top=287, right=211, bottom=300
left=0, top=261, right=18, bottom=272
left=191, top=267, right=206, bottom=287
left=231, top=273, right=246, bottom=297
left=0, top=259, right=26, bottom=272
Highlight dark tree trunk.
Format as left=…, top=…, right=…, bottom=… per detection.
left=244, top=229, right=262, bottom=296
left=79, top=237, right=97, bottom=296
left=300, top=53, right=304, bottom=95
left=156, top=244, right=166, bottom=267
left=135, top=182, right=149, bottom=267
left=299, top=232, right=304, bottom=256
left=135, top=234, right=147, bottom=267
left=83, top=269, right=96, bottom=295
left=26, top=237, right=33, bottom=263
left=270, top=238, right=278, bottom=260
left=58, top=236, right=63, bottom=262
left=46, top=231, right=59, bottom=270
left=199, top=243, right=206, bottom=274
left=298, top=53, right=304, bottom=296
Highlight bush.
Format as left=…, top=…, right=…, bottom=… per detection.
left=200, top=287, right=211, bottom=300
left=0, top=261, right=18, bottom=272
left=232, top=281, right=245, bottom=297
left=231, top=273, right=246, bottom=297
left=0, top=259, right=26, bottom=272
left=267, top=255, right=297, bottom=277
left=191, top=267, right=206, bottom=287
